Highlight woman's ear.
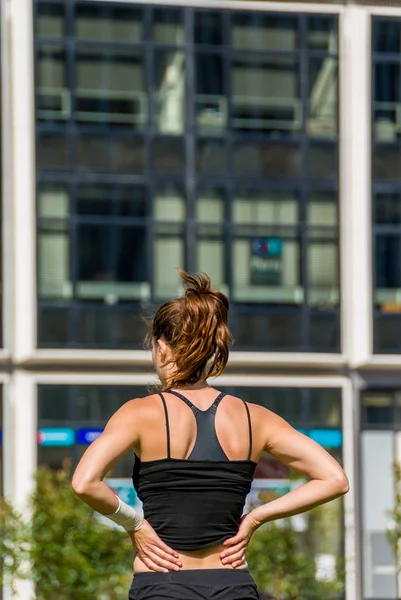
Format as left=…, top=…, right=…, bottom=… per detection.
left=157, top=338, right=168, bottom=357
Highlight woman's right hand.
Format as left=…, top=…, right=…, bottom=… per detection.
left=219, top=513, right=260, bottom=568
left=129, top=519, right=182, bottom=573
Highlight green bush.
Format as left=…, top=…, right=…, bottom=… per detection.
left=0, top=465, right=132, bottom=599
left=1, top=466, right=344, bottom=600
left=247, top=518, right=344, bottom=600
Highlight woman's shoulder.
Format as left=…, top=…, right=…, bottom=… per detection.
left=115, top=393, right=165, bottom=422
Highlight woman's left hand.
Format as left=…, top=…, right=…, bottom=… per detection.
left=219, top=513, right=260, bottom=569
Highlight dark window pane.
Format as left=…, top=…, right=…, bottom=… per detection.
left=235, top=310, right=303, bottom=350
left=75, top=386, right=134, bottom=422
left=309, top=388, right=341, bottom=427
left=76, top=184, right=147, bottom=218
left=76, top=306, right=146, bottom=347
left=194, top=12, right=224, bottom=45
left=373, top=63, right=401, bottom=142
left=76, top=225, right=148, bottom=300
left=307, top=144, right=337, bottom=179
left=75, top=4, right=143, bottom=42
left=310, top=311, right=340, bottom=351
left=375, top=193, right=401, bottom=224
left=38, top=446, right=73, bottom=470
left=373, top=20, right=401, bottom=53
left=39, top=308, right=70, bottom=345
left=38, top=386, right=70, bottom=422
left=373, top=145, right=401, bottom=180
left=36, top=3, right=66, bottom=38
left=375, top=234, right=401, bottom=289
left=195, top=53, right=226, bottom=133
left=37, top=133, right=69, bottom=168
left=233, top=142, right=301, bottom=177
left=362, top=392, right=394, bottom=425
left=153, top=8, right=184, bottom=44
left=375, top=316, right=401, bottom=353
left=196, top=139, right=226, bottom=174
left=153, top=137, right=184, bottom=173
left=307, top=16, right=338, bottom=52
left=232, top=13, right=298, bottom=51
left=76, top=135, right=145, bottom=171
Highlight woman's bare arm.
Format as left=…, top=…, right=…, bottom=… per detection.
left=220, top=406, right=349, bottom=567
left=72, top=399, right=140, bottom=514
left=248, top=409, right=349, bottom=526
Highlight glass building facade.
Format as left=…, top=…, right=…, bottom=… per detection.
left=6, top=1, right=401, bottom=599
left=35, top=2, right=340, bottom=351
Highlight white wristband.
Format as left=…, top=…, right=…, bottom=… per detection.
left=105, top=496, right=144, bottom=532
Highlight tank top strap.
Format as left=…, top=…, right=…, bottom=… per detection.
left=241, top=399, right=253, bottom=460
left=166, top=389, right=196, bottom=410
left=158, top=392, right=171, bottom=458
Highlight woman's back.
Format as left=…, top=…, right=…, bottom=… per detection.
left=133, top=388, right=261, bottom=559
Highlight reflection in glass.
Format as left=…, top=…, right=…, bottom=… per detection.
left=308, top=237, right=339, bottom=307
left=231, top=55, right=300, bottom=132
left=373, top=62, right=401, bottom=142
left=196, top=233, right=226, bottom=294
left=37, top=133, right=69, bottom=168
left=375, top=193, right=401, bottom=224
left=307, top=16, right=338, bottom=52
left=363, top=393, right=394, bottom=426
left=235, top=310, right=302, bottom=349
left=76, top=225, right=148, bottom=301
left=37, top=3, right=65, bottom=38
left=154, top=185, right=186, bottom=221
left=308, top=58, right=338, bottom=139
left=375, top=234, right=401, bottom=305
left=76, top=184, right=147, bottom=218
left=153, top=8, right=184, bottom=44
left=197, top=188, right=225, bottom=223
left=75, top=48, right=146, bottom=127
left=196, top=53, right=226, bottom=133
left=37, top=45, right=68, bottom=122
left=75, top=4, right=143, bottom=43
left=307, top=144, right=337, bottom=179
left=373, top=145, right=401, bottom=179
left=154, top=232, right=185, bottom=300
left=233, top=190, right=298, bottom=225
left=194, top=12, right=224, bottom=45
left=196, top=139, right=226, bottom=173
left=154, top=50, right=185, bottom=134
left=38, top=196, right=71, bottom=301
left=232, top=13, right=298, bottom=51
left=76, top=135, right=145, bottom=171
left=310, top=312, right=339, bottom=351
left=233, top=142, right=300, bottom=177
left=77, top=306, right=146, bottom=347
left=373, top=20, right=401, bottom=54
left=40, top=308, right=70, bottom=344
left=153, top=137, right=185, bottom=173
left=307, top=192, right=338, bottom=226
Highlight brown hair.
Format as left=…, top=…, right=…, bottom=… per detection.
left=147, top=270, right=233, bottom=390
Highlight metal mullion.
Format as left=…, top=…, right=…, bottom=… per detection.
left=185, top=8, right=196, bottom=273
left=69, top=180, right=78, bottom=346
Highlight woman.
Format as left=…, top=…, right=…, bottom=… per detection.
left=72, top=270, right=349, bottom=600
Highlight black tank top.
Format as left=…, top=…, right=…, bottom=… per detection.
left=132, top=390, right=257, bottom=551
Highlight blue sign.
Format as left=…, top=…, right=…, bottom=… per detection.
left=309, top=429, right=342, bottom=448
left=0, top=429, right=2, bottom=445
left=76, top=428, right=104, bottom=445
left=37, top=428, right=75, bottom=447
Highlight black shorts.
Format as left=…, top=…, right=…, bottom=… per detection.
left=129, top=568, right=259, bottom=600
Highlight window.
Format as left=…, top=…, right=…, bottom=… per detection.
left=35, top=2, right=339, bottom=351
left=373, top=18, right=401, bottom=353
left=361, top=388, right=401, bottom=598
